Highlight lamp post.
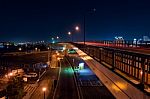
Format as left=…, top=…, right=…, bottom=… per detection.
left=74, top=26, right=80, bottom=42
left=83, top=8, right=96, bottom=50
left=42, top=87, right=46, bottom=99
left=68, top=31, right=72, bottom=42
left=47, top=47, right=50, bottom=67
left=56, top=36, right=60, bottom=42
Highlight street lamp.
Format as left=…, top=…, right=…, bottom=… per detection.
left=75, top=26, right=79, bottom=31
left=68, top=31, right=71, bottom=35
left=42, top=87, right=46, bottom=99
left=83, top=8, right=96, bottom=50
left=56, top=36, right=59, bottom=39
left=9, top=73, right=13, bottom=76
left=18, top=47, right=22, bottom=51
left=68, top=32, right=73, bottom=42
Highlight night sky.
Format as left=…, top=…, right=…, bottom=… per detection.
left=0, top=0, right=150, bottom=42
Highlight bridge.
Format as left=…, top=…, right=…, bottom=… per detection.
left=70, top=41, right=150, bottom=98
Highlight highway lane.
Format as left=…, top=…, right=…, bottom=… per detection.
left=78, top=42, right=150, bottom=55
left=53, top=58, right=79, bottom=99
left=67, top=54, right=116, bottom=99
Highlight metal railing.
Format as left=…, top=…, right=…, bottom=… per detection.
left=73, top=43, right=150, bottom=91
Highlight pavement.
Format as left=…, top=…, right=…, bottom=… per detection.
left=69, top=44, right=150, bottom=99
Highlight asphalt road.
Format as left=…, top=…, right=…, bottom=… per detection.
left=53, top=58, right=79, bottom=99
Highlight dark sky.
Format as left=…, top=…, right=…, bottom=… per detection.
left=0, top=0, right=150, bottom=42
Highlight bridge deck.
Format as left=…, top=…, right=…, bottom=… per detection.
left=70, top=44, right=150, bottom=99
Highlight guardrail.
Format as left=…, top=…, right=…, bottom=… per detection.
left=73, top=43, right=150, bottom=92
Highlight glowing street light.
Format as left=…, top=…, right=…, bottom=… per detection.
left=75, top=26, right=79, bottom=31
left=35, top=48, right=38, bottom=51
left=68, top=32, right=71, bottom=35
left=42, top=87, right=46, bottom=99
left=68, top=31, right=73, bottom=42
left=56, top=36, right=59, bottom=39
left=9, top=73, right=13, bottom=76
left=18, top=47, right=22, bottom=51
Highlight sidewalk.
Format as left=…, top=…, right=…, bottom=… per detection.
left=70, top=44, right=150, bottom=99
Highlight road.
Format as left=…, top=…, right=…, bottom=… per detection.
left=53, top=58, right=79, bottom=99
left=67, top=54, right=115, bottom=99
left=29, top=68, right=59, bottom=99
left=78, top=42, right=150, bottom=55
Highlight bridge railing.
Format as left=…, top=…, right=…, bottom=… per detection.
left=73, top=42, right=150, bottom=91
left=86, top=40, right=150, bottom=48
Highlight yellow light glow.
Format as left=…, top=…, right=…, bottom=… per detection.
left=111, top=82, right=127, bottom=92
left=9, top=73, right=13, bottom=76
left=57, top=57, right=61, bottom=60
left=35, top=48, right=38, bottom=50
left=57, top=53, right=60, bottom=56
left=42, top=87, right=46, bottom=91
left=140, top=70, right=143, bottom=75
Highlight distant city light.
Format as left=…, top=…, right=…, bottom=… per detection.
left=18, top=47, right=22, bottom=51
left=35, top=48, right=38, bottom=51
